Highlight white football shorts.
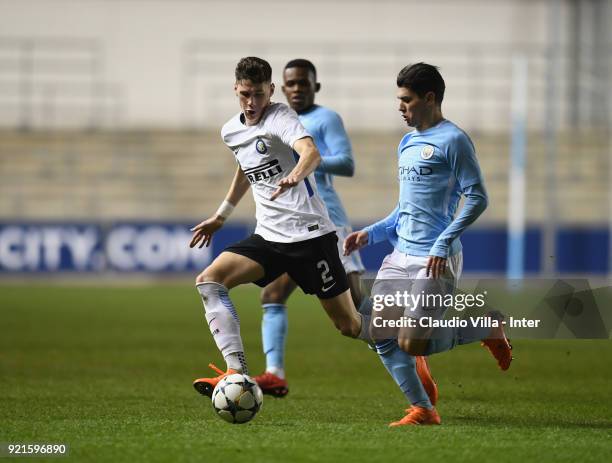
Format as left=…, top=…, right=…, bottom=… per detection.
left=371, top=249, right=463, bottom=321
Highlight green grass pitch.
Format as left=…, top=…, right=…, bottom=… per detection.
left=1, top=284, right=611, bottom=463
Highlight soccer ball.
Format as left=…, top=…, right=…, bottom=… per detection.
left=211, top=373, right=263, bottom=424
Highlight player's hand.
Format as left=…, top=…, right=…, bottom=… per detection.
left=426, top=255, right=447, bottom=279
left=343, top=230, right=369, bottom=255
left=270, top=175, right=300, bottom=201
left=189, top=216, right=225, bottom=248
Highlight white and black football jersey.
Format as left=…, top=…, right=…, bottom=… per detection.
left=221, top=102, right=335, bottom=243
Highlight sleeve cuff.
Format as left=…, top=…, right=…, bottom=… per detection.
left=363, top=225, right=376, bottom=246
left=364, top=224, right=390, bottom=246
left=429, top=244, right=449, bottom=258
left=290, top=133, right=311, bottom=149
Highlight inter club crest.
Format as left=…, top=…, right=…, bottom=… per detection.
left=255, top=138, right=267, bottom=154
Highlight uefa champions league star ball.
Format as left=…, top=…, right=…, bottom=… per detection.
left=211, top=374, right=263, bottom=424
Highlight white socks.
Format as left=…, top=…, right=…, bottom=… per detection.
left=196, top=282, right=248, bottom=374
left=225, top=352, right=248, bottom=374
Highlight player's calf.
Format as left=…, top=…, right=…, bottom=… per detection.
left=319, top=290, right=369, bottom=340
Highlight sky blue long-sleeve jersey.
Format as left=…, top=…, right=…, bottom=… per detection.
left=363, top=119, right=488, bottom=258
left=299, top=105, right=354, bottom=227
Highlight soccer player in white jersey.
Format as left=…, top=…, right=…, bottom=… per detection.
left=344, top=63, right=512, bottom=426
left=252, top=59, right=367, bottom=397
left=189, top=57, right=372, bottom=398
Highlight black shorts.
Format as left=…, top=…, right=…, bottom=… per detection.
left=224, top=232, right=349, bottom=299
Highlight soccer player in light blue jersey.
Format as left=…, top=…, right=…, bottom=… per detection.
left=344, top=63, right=513, bottom=426
left=253, top=59, right=366, bottom=396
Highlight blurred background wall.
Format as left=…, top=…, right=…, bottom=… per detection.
left=0, top=0, right=610, bottom=275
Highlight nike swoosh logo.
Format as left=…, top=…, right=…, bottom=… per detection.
left=321, top=282, right=336, bottom=293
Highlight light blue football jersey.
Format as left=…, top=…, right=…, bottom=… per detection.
left=365, top=119, right=486, bottom=257
left=298, top=105, right=354, bottom=227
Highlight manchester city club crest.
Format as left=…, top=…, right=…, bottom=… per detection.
left=421, top=145, right=434, bottom=160
left=255, top=138, right=267, bottom=154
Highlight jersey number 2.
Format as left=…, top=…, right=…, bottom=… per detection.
left=317, top=260, right=333, bottom=284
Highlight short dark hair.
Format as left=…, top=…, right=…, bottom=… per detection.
left=235, top=57, right=272, bottom=83
left=284, top=59, right=317, bottom=80
left=396, top=63, right=445, bottom=104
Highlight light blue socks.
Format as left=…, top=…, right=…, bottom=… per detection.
left=375, top=339, right=432, bottom=409
left=262, top=303, right=288, bottom=376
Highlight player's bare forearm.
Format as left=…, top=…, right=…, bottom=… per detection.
left=270, top=137, right=320, bottom=201
left=289, top=137, right=321, bottom=182
left=225, top=167, right=250, bottom=207
left=189, top=168, right=249, bottom=248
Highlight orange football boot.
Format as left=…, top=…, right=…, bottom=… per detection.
left=415, top=356, right=438, bottom=406
left=193, top=363, right=238, bottom=398
left=389, top=406, right=441, bottom=427
left=253, top=372, right=289, bottom=398
left=481, top=311, right=513, bottom=370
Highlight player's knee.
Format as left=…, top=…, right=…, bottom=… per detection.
left=260, top=286, right=285, bottom=305
left=398, top=337, right=426, bottom=356
left=338, top=323, right=351, bottom=337
left=336, top=317, right=360, bottom=338
left=195, top=267, right=223, bottom=286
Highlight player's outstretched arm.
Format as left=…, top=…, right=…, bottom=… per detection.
left=343, top=204, right=401, bottom=255
left=190, top=167, right=250, bottom=248
left=359, top=204, right=400, bottom=247
left=270, top=136, right=320, bottom=201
